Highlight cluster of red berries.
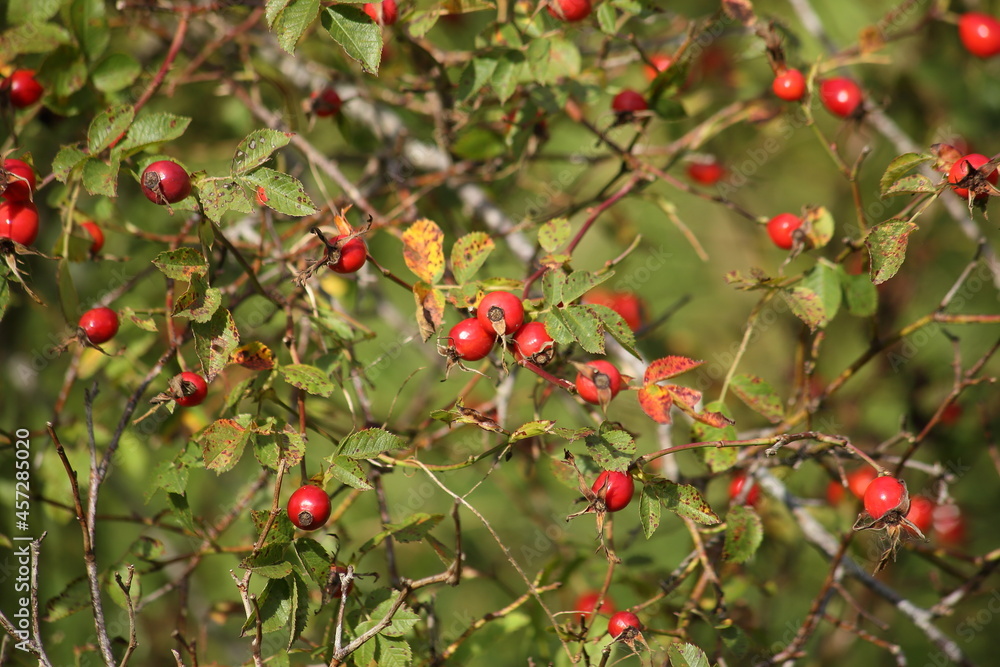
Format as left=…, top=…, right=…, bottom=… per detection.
left=571, top=591, right=642, bottom=638
left=0, top=158, right=39, bottom=246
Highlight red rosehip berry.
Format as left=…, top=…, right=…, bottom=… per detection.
left=512, top=321, right=555, bottom=365
left=327, top=235, right=367, bottom=273
left=932, top=503, right=966, bottom=546
left=573, top=591, right=615, bottom=624
left=546, top=0, right=591, bottom=22
left=947, top=153, right=998, bottom=200
left=448, top=317, right=496, bottom=361
left=643, top=54, right=673, bottom=81
left=575, top=360, right=623, bottom=406
left=1, top=158, right=37, bottom=202
left=728, top=472, right=761, bottom=506
left=0, top=201, right=39, bottom=246
left=592, top=470, right=634, bottom=512
left=766, top=213, right=803, bottom=250
left=477, top=290, right=524, bottom=336
left=287, top=485, right=332, bottom=531
left=174, top=371, right=209, bottom=407
left=78, top=307, right=120, bottom=345
left=363, top=0, right=398, bottom=25
left=772, top=68, right=806, bottom=101
left=686, top=159, right=725, bottom=186
left=611, top=89, right=648, bottom=115
left=607, top=611, right=641, bottom=638
left=3, top=70, right=44, bottom=108
left=904, top=495, right=934, bottom=535
left=959, top=12, right=1000, bottom=58
left=818, top=77, right=863, bottom=118
left=863, top=476, right=906, bottom=520
left=582, top=288, right=644, bottom=332
left=311, top=88, right=342, bottom=117
left=81, top=221, right=104, bottom=254
left=141, top=160, right=192, bottom=205
left=847, top=467, right=878, bottom=500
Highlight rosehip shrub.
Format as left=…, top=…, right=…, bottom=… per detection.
left=958, top=12, right=1000, bottom=58
left=546, top=0, right=591, bottom=22
left=477, top=290, right=524, bottom=336
left=1, top=158, right=37, bottom=202
left=766, top=213, right=802, bottom=250
left=575, top=360, right=623, bottom=405
left=607, top=611, right=641, bottom=638
left=818, top=77, right=863, bottom=118
left=78, top=307, right=120, bottom=345
left=948, top=153, right=998, bottom=200
left=0, top=201, right=39, bottom=246
left=287, top=485, right=332, bottom=531
left=863, top=476, right=906, bottom=520
left=772, top=68, right=806, bottom=101
left=448, top=318, right=496, bottom=361
left=174, top=372, right=209, bottom=407
left=592, top=470, right=635, bottom=512
left=3, top=69, right=43, bottom=108
left=141, top=160, right=192, bottom=204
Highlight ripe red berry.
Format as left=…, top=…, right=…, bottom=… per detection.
left=546, top=0, right=591, bottom=22
left=728, top=473, right=761, bottom=506
left=512, top=321, right=555, bottom=365
left=863, top=476, right=906, bottom=520
left=643, top=54, right=673, bottom=81
left=904, top=495, right=934, bottom=535
left=592, top=470, right=635, bottom=512
left=947, top=153, right=998, bottom=200
left=363, top=0, right=398, bottom=25
left=573, top=591, right=615, bottom=623
left=611, top=89, right=648, bottom=115
left=686, top=159, right=725, bottom=186
left=0, top=201, right=39, bottom=246
left=766, top=213, right=803, bottom=250
left=818, top=77, right=863, bottom=118
left=959, top=12, right=1000, bottom=58
left=174, top=371, right=209, bottom=407
left=582, top=288, right=643, bottom=332
left=575, top=360, right=623, bottom=406
left=3, top=70, right=44, bottom=108
left=287, top=485, right=332, bottom=531
left=448, top=317, right=496, bottom=361
left=78, top=307, right=120, bottom=345
left=141, top=160, right=192, bottom=204
left=846, top=467, right=877, bottom=500
left=81, top=221, right=104, bottom=254
left=932, top=504, right=966, bottom=546
left=477, top=290, right=524, bottom=336
left=311, top=88, right=342, bottom=117
left=1, top=158, right=37, bottom=202
left=607, top=611, right=641, bottom=638
left=328, top=235, right=367, bottom=273
left=772, top=68, right=805, bottom=101
left=326, top=564, right=355, bottom=599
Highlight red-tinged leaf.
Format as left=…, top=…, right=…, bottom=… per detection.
left=866, top=220, right=918, bottom=285
left=672, top=397, right=735, bottom=429
left=230, top=341, right=276, bottom=371
left=665, top=384, right=701, bottom=410
left=729, top=374, right=784, bottom=423
left=638, top=384, right=674, bottom=424
left=644, top=356, right=704, bottom=384
left=402, top=218, right=445, bottom=284
left=200, top=416, right=252, bottom=473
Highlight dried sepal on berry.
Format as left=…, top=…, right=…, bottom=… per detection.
left=294, top=219, right=372, bottom=285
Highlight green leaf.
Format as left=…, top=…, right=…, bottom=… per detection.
left=0, top=22, right=71, bottom=60
left=450, top=232, right=494, bottom=284
left=457, top=53, right=499, bottom=101
left=7, top=0, right=63, bottom=25
left=292, top=537, right=332, bottom=588
left=527, top=36, right=580, bottom=84
left=80, top=158, right=118, bottom=197
left=803, top=206, right=835, bottom=249
left=70, top=0, right=108, bottom=61
left=91, top=53, right=141, bottom=92
left=562, top=269, right=612, bottom=304
left=192, top=307, right=240, bottom=380
left=359, top=514, right=444, bottom=555
left=167, top=492, right=198, bottom=534
left=242, top=544, right=294, bottom=579
left=252, top=509, right=295, bottom=549
left=508, top=420, right=556, bottom=444
left=690, top=401, right=737, bottom=474
left=866, top=220, right=918, bottom=285
left=242, top=577, right=292, bottom=635
left=197, top=178, right=254, bottom=223
left=452, top=126, right=505, bottom=160
left=585, top=303, right=640, bottom=358
left=540, top=269, right=565, bottom=306
left=366, top=593, right=421, bottom=637
left=538, top=217, right=570, bottom=252
left=269, top=0, right=320, bottom=53
left=40, top=45, right=88, bottom=98
left=231, top=129, right=292, bottom=175
left=200, top=416, right=253, bottom=473
left=729, top=375, right=783, bottom=423
left=882, top=173, right=936, bottom=197
left=666, top=642, right=711, bottom=667
left=646, top=479, right=719, bottom=525
left=0, top=278, right=8, bottom=323
left=339, top=428, right=406, bottom=459
left=639, top=484, right=662, bottom=539
left=585, top=424, right=636, bottom=473
left=325, top=455, right=373, bottom=490
left=797, top=259, right=842, bottom=328
left=376, top=636, right=413, bottom=667
left=840, top=269, right=878, bottom=317
left=280, top=363, right=336, bottom=398
left=241, top=168, right=317, bottom=216
left=87, top=104, right=134, bottom=154
left=596, top=2, right=618, bottom=33
left=51, top=145, right=88, bottom=182
left=173, top=275, right=222, bottom=323
left=547, top=304, right=604, bottom=354
left=323, top=6, right=382, bottom=75
left=879, top=152, right=933, bottom=197
left=56, top=259, right=79, bottom=324
left=152, top=247, right=208, bottom=280
left=115, top=112, right=191, bottom=156
left=491, top=51, right=525, bottom=103
left=723, top=505, right=763, bottom=563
